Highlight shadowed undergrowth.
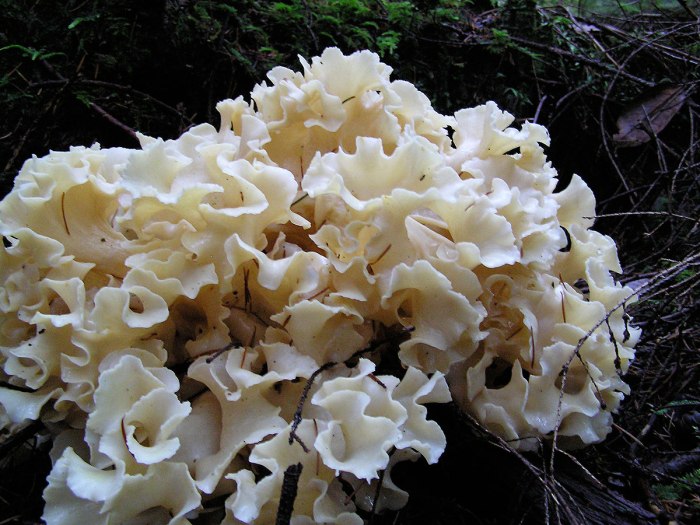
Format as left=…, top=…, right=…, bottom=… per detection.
left=0, top=1, right=698, bottom=524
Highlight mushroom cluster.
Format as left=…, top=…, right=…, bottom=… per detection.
left=0, top=48, right=639, bottom=524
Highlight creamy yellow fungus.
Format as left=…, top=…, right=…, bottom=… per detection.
left=0, top=48, right=639, bottom=525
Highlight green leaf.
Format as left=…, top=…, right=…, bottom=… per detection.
left=491, top=28, right=510, bottom=43
left=228, top=47, right=255, bottom=74
left=318, top=31, right=339, bottom=45
left=350, top=27, right=373, bottom=48
left=336, top=0, right=372, bottom=16
left=68, top=14, right=100, bottom=30
left=385, top=1, right=414, bottom=24
left=652, top=468, right=700, bottom=503
left=74, top=91, right=93, bottom=107
left=0, top=44, right=65, bottom=61
left=654, top=399, right=700, bottom=415
left=0, top=44, right=42, bottom=60
left=316, top=14, right=343, bottom=27
left=217, top=4, right=239, bottom=15
left=270, top=1, right=301, bottom=17
left=377, top=30, right=401, bottom=57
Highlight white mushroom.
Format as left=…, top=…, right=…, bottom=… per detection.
left=0, top=47, right=638, bottom=524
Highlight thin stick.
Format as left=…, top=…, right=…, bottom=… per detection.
left=275, top=463, right=303, bottom=525
left=585, top=211, right=698, bottom=222
left=369, top=450, right=392, bottom=523
left=550, top=250, right=700, bottom=472
left=205, top=343, right=237, bottom=364
left=288, top=361, right=337, bottom=448
left=60, top=192, right=70, bottom=236
left=86, top=101, right=138, bottom=140
left=291, top=192, right=308, bottom=207
left=287, top=327, right=415, bottom=450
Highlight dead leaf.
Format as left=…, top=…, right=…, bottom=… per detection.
left=613, top=85, right=689, bottom=147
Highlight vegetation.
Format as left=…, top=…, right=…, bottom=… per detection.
left=1, top=0, right=698, bottom=524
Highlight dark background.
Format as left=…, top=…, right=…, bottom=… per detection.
left=1, top=1, right=698, bottom=524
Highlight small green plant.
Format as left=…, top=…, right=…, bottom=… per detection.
left=0, top=1, right=698, bottom=524
left=654, top=400, right=700, bottom=415
left=652, top=468, right=700, bottom=504
left=0, top=44, right=64, bottom=61
left=504, top=85, right=532, bottom=107
left=67, top=13, right=100, bottom=30
left=490, top=27, right=512, bottom=51
left=384, top=0, right=415, bottom=25
left=377, top=29, right=401, bottom=56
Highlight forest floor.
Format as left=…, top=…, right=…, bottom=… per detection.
left=0, top=1, right=698, bottom=524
